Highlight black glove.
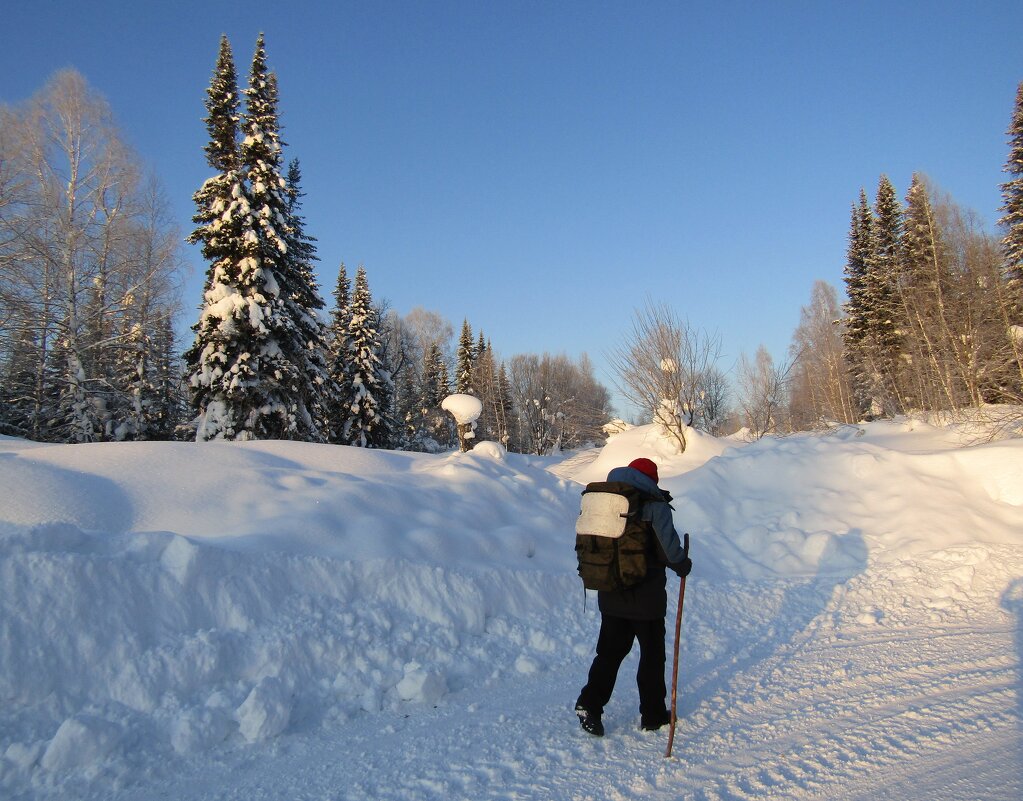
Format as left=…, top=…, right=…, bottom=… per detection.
left=672, top=557, right=692, bottom=578
left=674, top=532, right=691, bottom=577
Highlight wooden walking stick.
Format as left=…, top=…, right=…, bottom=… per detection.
left=665, top=534, right=689, bottom=759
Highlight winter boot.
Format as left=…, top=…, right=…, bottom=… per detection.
left=640, top=709, right=672, bottom=731
left=575, top=704, right=604, bottom=737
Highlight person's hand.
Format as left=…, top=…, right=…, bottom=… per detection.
left=672, top=557, right=692, bottom=578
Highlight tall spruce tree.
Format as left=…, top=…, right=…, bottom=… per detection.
left=456, top=319, right=475, bottom=394
left=326, top=262, right=354, bottom=442
left=999, top=81, right=1023, bottom=314
left=152, top=316, right=184, bottom=440
left=870, top=175, right=905, bottom=414
left=186, top=34, right=330, bottom=441
left=234, top=35, right=328, bottom=440
left=184, top=35, right=251, bottom=439
left=842, top=192, right=873, bottom=417
left=344, top=266, right=394, bottom=447
left=998, top=82, right=1023, bottom=397
left=278, top=156, right=333, bottom=439
left=842, top=183, right=903, bottom=419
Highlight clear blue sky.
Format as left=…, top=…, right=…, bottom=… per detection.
left=3, top=1, right=1021, bottom=412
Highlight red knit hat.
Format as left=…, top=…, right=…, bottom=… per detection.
left=628, top=458, right=659, bottom=483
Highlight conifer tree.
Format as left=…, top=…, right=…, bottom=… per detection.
left=152, top=316, right=184, bottom=440
left=842, top=192, right=873, bottom=417
left=999, top=81, right=1023, bottom=317
left=998, top=81, right=1023, bottom=396
left=476, top=331, right=486, bottom=368
left=326, top=262, right=354, bottom=442
left=842, top=182, right=903, bottom=419
left=456, top=319, right=475, bottom=394
left=344, top=266, right=394, bottom=447
left=478, top=339, right=509, bottom=444
left=279, top=156, right=333, bottom=438
left=418, top=342, right=453, bottom=450
left=184, top=35, right=250, bottom=439
left=234, top=35, right=327, bottom=440
left=869, top=175, right=905, bottom=414
left=185, top=34, right=330, bottom=441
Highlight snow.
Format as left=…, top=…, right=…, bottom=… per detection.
left=1, top=420, right=1022, bottom=800
left=441, top=393, right=483, bottom=424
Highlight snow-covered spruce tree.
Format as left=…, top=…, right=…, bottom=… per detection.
left=471, top=332, right=493, bottom=438
left=418, top=341, right=454, bottom=450
left=234, top=36, right=329, bottom=440
left=183, top=35, right=249, bottom=439
left=151, top=315, right=185, bottom=440
left=344, top=266, right=395, bottom=447
left=325, top=262, right=354, bottom=442
left=998, top=81, right=1023, bottom=394
left=842, top=190, right=879, bottom=418
left=279, top=156, right=334, bottom=437
left=869, top=175, right=905, bottom=415
left=1000, top=81, right=1023, bottom=316
left=186, top=34, right=330, bottom=441
left=455, top=319, right=475, bottom=394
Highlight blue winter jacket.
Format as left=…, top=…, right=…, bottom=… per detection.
left=598, top=466, right=688, bottom=620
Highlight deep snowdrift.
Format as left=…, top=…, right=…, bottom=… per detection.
left=1, top=442, right=580, bottom=780
left=1, top=420, right=1022, bottom=800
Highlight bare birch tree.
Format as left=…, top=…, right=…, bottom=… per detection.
left=607, top=301, right=722, bottom=452
left=789, top=280, right=856, bottom=428
left=0, top=70, right=184, bottom=441
left=736, top=346, right=792, bottom=440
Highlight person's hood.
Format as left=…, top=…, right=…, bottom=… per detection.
left=605, top=465, right=661, bottom=496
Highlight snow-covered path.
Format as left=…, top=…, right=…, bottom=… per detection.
left=99, top=575, right=1021, bottom=801
left=683, top=621, right=1019, bottom=800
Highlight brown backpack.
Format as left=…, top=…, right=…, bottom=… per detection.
left=574, top=481, right=657, bottom=591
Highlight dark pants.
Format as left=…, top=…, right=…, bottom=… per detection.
left=577, top=614, right=667, bottom=719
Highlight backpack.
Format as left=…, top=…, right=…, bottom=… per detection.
left=574, top=481, right=657, bottom=591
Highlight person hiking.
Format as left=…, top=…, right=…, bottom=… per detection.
left=574, top=457, right=692, bottom=737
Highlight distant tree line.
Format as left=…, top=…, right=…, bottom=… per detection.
left=5, top=40, right=1020, bottom=448
left=778, top=82, right=1023, bottom=436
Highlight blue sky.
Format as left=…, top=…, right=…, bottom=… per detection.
left=3, top=1, right=1021, bottom=412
